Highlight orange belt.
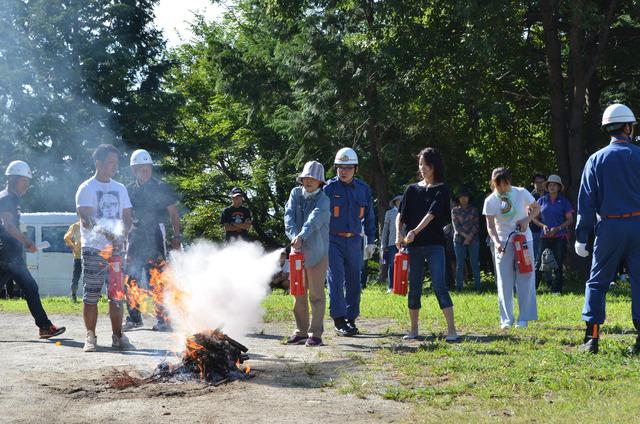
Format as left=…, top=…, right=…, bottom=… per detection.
left=333, top=232, right=355, bottom=237
left=603, top=211, right=640, bottom=219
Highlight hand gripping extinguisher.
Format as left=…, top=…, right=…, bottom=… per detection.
left=512, top=232, right=533, bottom=274
left=393, top=248, right=409, bottom=296
left=107, top=254, right=126, bottom=302
left=289, top=250, right=305, bottom=296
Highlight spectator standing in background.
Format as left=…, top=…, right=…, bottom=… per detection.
left=381, top=195, right=403, bottom=293
left=63, top=220, right=82, bottom=302
left=221, top=188, right=252, bottom=242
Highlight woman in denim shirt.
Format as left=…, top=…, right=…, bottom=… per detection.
left=284, top=161, right=331, bottom=347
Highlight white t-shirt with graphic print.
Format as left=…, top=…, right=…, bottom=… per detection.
left=482, top=186, right=535, bottom=242
left=75, top=177, right=132, bottom=251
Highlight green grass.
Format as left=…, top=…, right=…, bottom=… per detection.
left=3, top=275, right=640, bottom=422
left=0, top=296, right=109, bottom=314
left=265, top=277, right=640, bottom=422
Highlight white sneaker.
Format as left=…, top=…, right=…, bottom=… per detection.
left=83, top=331, right=97, bottom=352
left=112, top=332, right=136, bottom=351
left=515, top=321, right=528, bottom=329
left=500, top=323, right=512, bottom=330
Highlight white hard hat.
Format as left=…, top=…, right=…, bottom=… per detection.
left=5, top=160, right=32, bottom=178
left=130, top=149, right=153, bottom=166
left=334, top=147, right=358, bottom=165
left=602, top=103, right=636, bottom=126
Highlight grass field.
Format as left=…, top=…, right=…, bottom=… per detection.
left=2, top=274, right=639, bottom=422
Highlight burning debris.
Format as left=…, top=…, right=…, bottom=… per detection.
left=156, top=329, right=251, bottom=384
left=107, top=330, right=252, bottom=389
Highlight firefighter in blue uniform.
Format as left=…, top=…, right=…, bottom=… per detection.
left=324, top=148, right=376, bottom=336
left=576, top=103, right=640, bottom=354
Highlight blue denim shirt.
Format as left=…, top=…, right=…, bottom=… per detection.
left=284, top=186, right=330, bottom=267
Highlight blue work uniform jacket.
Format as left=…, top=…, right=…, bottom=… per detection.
left=284, top=187, right=330, bottom=267
left=323, top=177, right=376, bottom=243
left=576, top=138, right=640, bottom=243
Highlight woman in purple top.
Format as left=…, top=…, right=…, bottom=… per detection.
left=451, top=189, right=481, bottom=290
left=531, top=175, right=574, bottom=293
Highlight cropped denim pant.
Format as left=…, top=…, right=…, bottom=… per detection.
left=407, top=244, right=453, bottom=310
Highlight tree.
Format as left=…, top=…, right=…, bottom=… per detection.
left=0, top=0, right=176, bottom=211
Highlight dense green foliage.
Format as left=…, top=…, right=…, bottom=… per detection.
left=3, top=1, right=640, bottom=247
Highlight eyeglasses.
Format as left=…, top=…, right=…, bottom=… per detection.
left=336, top=165, right=356, bottom=171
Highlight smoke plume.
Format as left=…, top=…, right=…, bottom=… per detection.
left=165, top=240, right=281, bottom=342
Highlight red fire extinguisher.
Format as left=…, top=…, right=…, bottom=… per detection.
left=289, top=250, right=305, bottom=296
left=393, top=249, right=409, bottom=296
left=512, top=233, right=533, bottom=274
left=107, top=255, right=125, bottom=301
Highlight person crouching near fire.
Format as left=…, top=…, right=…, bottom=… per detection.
left=76, top=144, right=135, bottom=352
left=483, top=167, right=540, bottom=330
left=123, top=149, right=181, bottom=332
left=283, top=161, right=331, bottom=347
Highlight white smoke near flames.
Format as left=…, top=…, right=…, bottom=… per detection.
left=164, top=240, right=281, bottom=342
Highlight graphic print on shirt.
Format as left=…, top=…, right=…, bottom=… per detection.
left=231, top=211, right=246, bottom=224
left=498, top=192, right=516, bottom=219
left=96, top=191, right=121, bottom=219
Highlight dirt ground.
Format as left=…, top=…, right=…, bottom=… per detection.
left=0, top=312, right=411, bottom=424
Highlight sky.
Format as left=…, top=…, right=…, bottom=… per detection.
left=155, top=0, right=226, bottom=47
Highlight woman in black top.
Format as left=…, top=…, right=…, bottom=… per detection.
left=395, top=148, right=459, bottom=341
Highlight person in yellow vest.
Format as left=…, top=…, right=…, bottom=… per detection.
left=63, top=221, right=82, bottom=302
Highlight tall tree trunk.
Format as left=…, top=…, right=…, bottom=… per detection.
left=540, top=0, right=570, bottom=190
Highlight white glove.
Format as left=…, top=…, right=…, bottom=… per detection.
left=575, top=241, right=589, bottom=258
left=364, top=244, right=376, bottom=260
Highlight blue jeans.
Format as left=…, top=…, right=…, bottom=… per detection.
left=327, top=235, right=363, bottom=320
left=384, top=245, right=398, bottom=289
left=0, top=235, right=52, bottom=329
left=407, top=245, right=453, bottom=310
left=453, top=239, right=481, bottom=290
left=583, top=217, right=640, bottom=323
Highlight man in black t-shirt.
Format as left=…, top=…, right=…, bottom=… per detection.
left=221, top=188, right=252, bottom=241
left=124, top=150, right=181, bottom=332
left=0, top=160, right=65, bottom=339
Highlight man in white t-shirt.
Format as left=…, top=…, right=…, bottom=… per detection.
left=76, top=144, right=134, bottom=352
left=483, top=167, right=540, bottom=330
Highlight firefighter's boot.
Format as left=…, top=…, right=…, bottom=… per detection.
left=578, top=323, right=599, bottom=354
left=627, top=321, right=640, bottom=355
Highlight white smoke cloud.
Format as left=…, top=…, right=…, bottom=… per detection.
left=165, top=240, right=281, bottom=342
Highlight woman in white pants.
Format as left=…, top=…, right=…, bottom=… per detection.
left=483, top=167, right=540, bottom=329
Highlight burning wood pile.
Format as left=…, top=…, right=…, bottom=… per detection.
left=156, top=329, right=251, bottom=384
left=107, top=330, right=252, bottom=389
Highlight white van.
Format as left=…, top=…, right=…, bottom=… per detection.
left=20, top=212, right=79, bottom=297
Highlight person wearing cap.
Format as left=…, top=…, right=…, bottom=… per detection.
left=381, top=194, right=403, bottom=292
left=123, top=149, right=181, bottom=332
left=63, top=220, right=82, bottom=302
left=324, top=147, right=375, bottom=336
left=283, top=161, right=330, bottom=347
left=531, top=174, right=574, bottom=293
left=451, top=188, right=481, bottom=291
left=0, top=161, right=66, bottom=339
left=575, top=103, right=640, bottom=354
left=221, top=188, right=252, bottom=242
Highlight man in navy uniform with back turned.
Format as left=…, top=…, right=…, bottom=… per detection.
left=576, top=103, right=640, bottom=354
